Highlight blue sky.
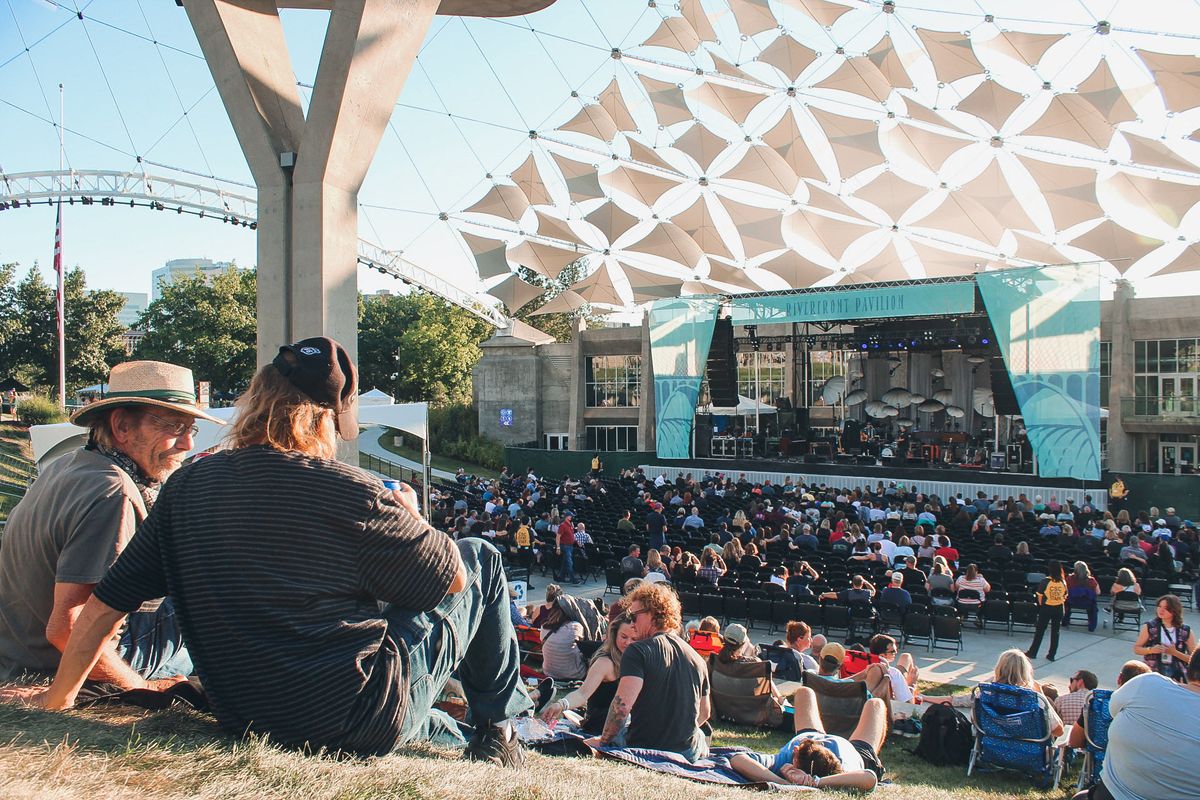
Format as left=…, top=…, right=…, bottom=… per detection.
left=2, top=0, right=1199, bottom=301
left=0, top=0, right=647, bottom=296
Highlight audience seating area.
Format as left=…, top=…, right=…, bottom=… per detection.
left=431, top=470, right=1198, bottom=652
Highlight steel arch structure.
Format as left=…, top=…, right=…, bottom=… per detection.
left=0, top=169, right=507, bottom=328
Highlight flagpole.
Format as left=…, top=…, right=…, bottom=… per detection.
left=56, top=84, right=66, bottom=409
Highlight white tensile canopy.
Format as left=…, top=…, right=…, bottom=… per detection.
left=445, top=2, right=1200, bottom=317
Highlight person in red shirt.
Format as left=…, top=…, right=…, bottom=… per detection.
left=556, top=515, right=580, bottom=584
left=934, top=535, right=959, bottom=567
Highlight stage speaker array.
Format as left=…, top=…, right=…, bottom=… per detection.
left=989, top=356, right=1020, bottom=416
left=706, top=318, right=738, bottom=407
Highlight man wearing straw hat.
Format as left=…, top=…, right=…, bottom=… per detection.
left=0, top=360, right=221, bottom=688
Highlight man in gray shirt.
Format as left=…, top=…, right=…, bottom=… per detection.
left=0, top=360, right=220, bottom=686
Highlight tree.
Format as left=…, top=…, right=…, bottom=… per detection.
left=0, top=263, right=20, bottom=371
left=511, top=258, right=601, bottom=342
left=135, top=268, right=257, bottom=395
left=358, top=291, right=492, bottom=405
left=5, top=264, right=126, bottom=394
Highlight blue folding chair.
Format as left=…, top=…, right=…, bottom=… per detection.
left=1076, top=689, right=1113, bottom=790
left=967, top=682, right=1062, bottom=789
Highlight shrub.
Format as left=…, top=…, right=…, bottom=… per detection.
left=16, top=396, right=67, bottom=426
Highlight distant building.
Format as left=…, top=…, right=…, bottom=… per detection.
left=151, top=258, right=237, bottom=301
left=120, top=329, right=145, bottom=356
left=117, top=292, right=148, bottom=329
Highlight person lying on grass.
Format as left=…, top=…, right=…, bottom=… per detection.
left=727, top=685, right=886, bottom=792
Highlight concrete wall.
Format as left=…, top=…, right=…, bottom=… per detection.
left=473, top=343, right=541, bottom=446
left=539, top=342, right=574, bottom=440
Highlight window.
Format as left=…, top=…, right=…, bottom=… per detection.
left=806, top=349, right=851, bottom=407
left=1133, top=338, right=1200, bottom=415
left=737, top=350, right=787, bottom=404
left=1099, top=341, right=1110, bottom=409
left=544, top=433, right=569, bottom=450
left=585, top=425, right=637, bottom=451
left=586, top=355, right=641, bottom=408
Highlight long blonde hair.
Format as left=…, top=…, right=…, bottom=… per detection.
left=226, top=364, right=337, bottom=460
left=994, top=648, right=1034, bottom=688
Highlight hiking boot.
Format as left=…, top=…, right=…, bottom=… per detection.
left=463, top=722, right=525, bottom=769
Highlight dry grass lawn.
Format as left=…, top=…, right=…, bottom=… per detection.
left=0, top=698, right=1082, bottom=800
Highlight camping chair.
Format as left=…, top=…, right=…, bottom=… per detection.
left=1076, top=689, right=1113, bottom=791
left=798, top=671, right=869, bottom=740
left=707, top=655, right=786, bottom=729
left=967, top=682, right=1062, bottom=789
left=760, top=643, right=803, bottom=683
left=1110, top=590, right=1143, bottom=633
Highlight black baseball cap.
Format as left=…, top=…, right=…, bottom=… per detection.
left=272, top=336, right=359, bottom=441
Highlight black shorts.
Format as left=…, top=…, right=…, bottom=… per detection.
left=795, top=729, right=885, bottom=781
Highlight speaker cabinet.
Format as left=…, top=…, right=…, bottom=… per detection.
left=706, top=318, right=738, bottom=407
left=989, top=356, right=1020, bottom=416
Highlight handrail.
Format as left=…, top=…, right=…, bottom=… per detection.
left=1120, top=395, right=1199, bottom=417
left=359, top=452, right=424, bottom=488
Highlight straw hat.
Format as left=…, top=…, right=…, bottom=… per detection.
left=70, top=361, right=225, bottom=427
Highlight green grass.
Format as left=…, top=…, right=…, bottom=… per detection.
left=0, top=421, right=34, bottom=520
left=376, top=431, right=501, bottom=480
left=0, top=692, right=1085, bottom=800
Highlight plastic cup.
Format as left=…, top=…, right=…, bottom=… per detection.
left=382, top=479, right=401, bottom=492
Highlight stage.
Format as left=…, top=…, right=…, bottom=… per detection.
left=639, top=457, right=1109, bottom=511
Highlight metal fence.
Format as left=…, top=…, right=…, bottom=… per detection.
left=359, top=452, right=424, bottom=488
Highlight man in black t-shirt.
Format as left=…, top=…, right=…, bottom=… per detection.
left=620, top=545, right=646, bottom=578
left=587, top=583, right=710, bottom=760
left=645, top=503, right=668, bottom=550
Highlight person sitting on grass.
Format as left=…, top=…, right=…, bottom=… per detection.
left=1, top=339, right=532, bottom=766
left=1071, top=652, right=1200, bottom=800
left=540, top=616, right=640, bottom=736
left=927, top=649, right=1064, bottom=738
left=688, top=616, right=723, bottom=658
left=1064, top=661, right=1148, bottom=752
left=867, top=634, right=918, bottom=703
left=728, top=686, right=886, bottom=791
left=585, top=583, right=711, bottom=761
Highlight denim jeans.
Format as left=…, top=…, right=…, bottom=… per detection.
left=557, top=544, right=576, bottom=581
left=387, top=538, right=532, bottom=746
left=118, top=596, right=193, bottom=680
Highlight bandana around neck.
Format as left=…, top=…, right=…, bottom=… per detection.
left=91, top=442, right=161, bottom=508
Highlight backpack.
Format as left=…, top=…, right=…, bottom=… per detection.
left=913, top=702, right=974, bottom=766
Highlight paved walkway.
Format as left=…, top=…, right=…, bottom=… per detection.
left=358, top=425, right=457, bottom=480
left=514, top=567, right=1147, bottom=694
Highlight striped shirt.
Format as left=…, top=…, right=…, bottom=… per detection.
left=93, top=446, right=457, bottom=755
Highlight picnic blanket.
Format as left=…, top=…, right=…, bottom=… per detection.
left=516, top=720, right=814, bottom=790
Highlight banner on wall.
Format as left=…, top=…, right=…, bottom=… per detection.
left=976, top=265, right=1101, bottom=482
left=728, top=281, right=976, bottom=325
left=649, top=297, right=722, bottom=459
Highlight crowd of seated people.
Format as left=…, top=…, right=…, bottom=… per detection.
left=431, top=465, right=1200, bottom=790
left=435, top=467, right=1197, bottom=659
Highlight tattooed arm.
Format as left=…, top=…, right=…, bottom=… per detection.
left=597, top=676, right=644, bottom=745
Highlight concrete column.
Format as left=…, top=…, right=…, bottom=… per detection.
left=184, top=0, right=438, bottom=367
left=638, top=313, right=653, bottom=452
left=183, top=0, right=305, bottom=366
left=568, top=317, right=586, bottom=451
left=1107, top=279, right=1136, bottom=472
